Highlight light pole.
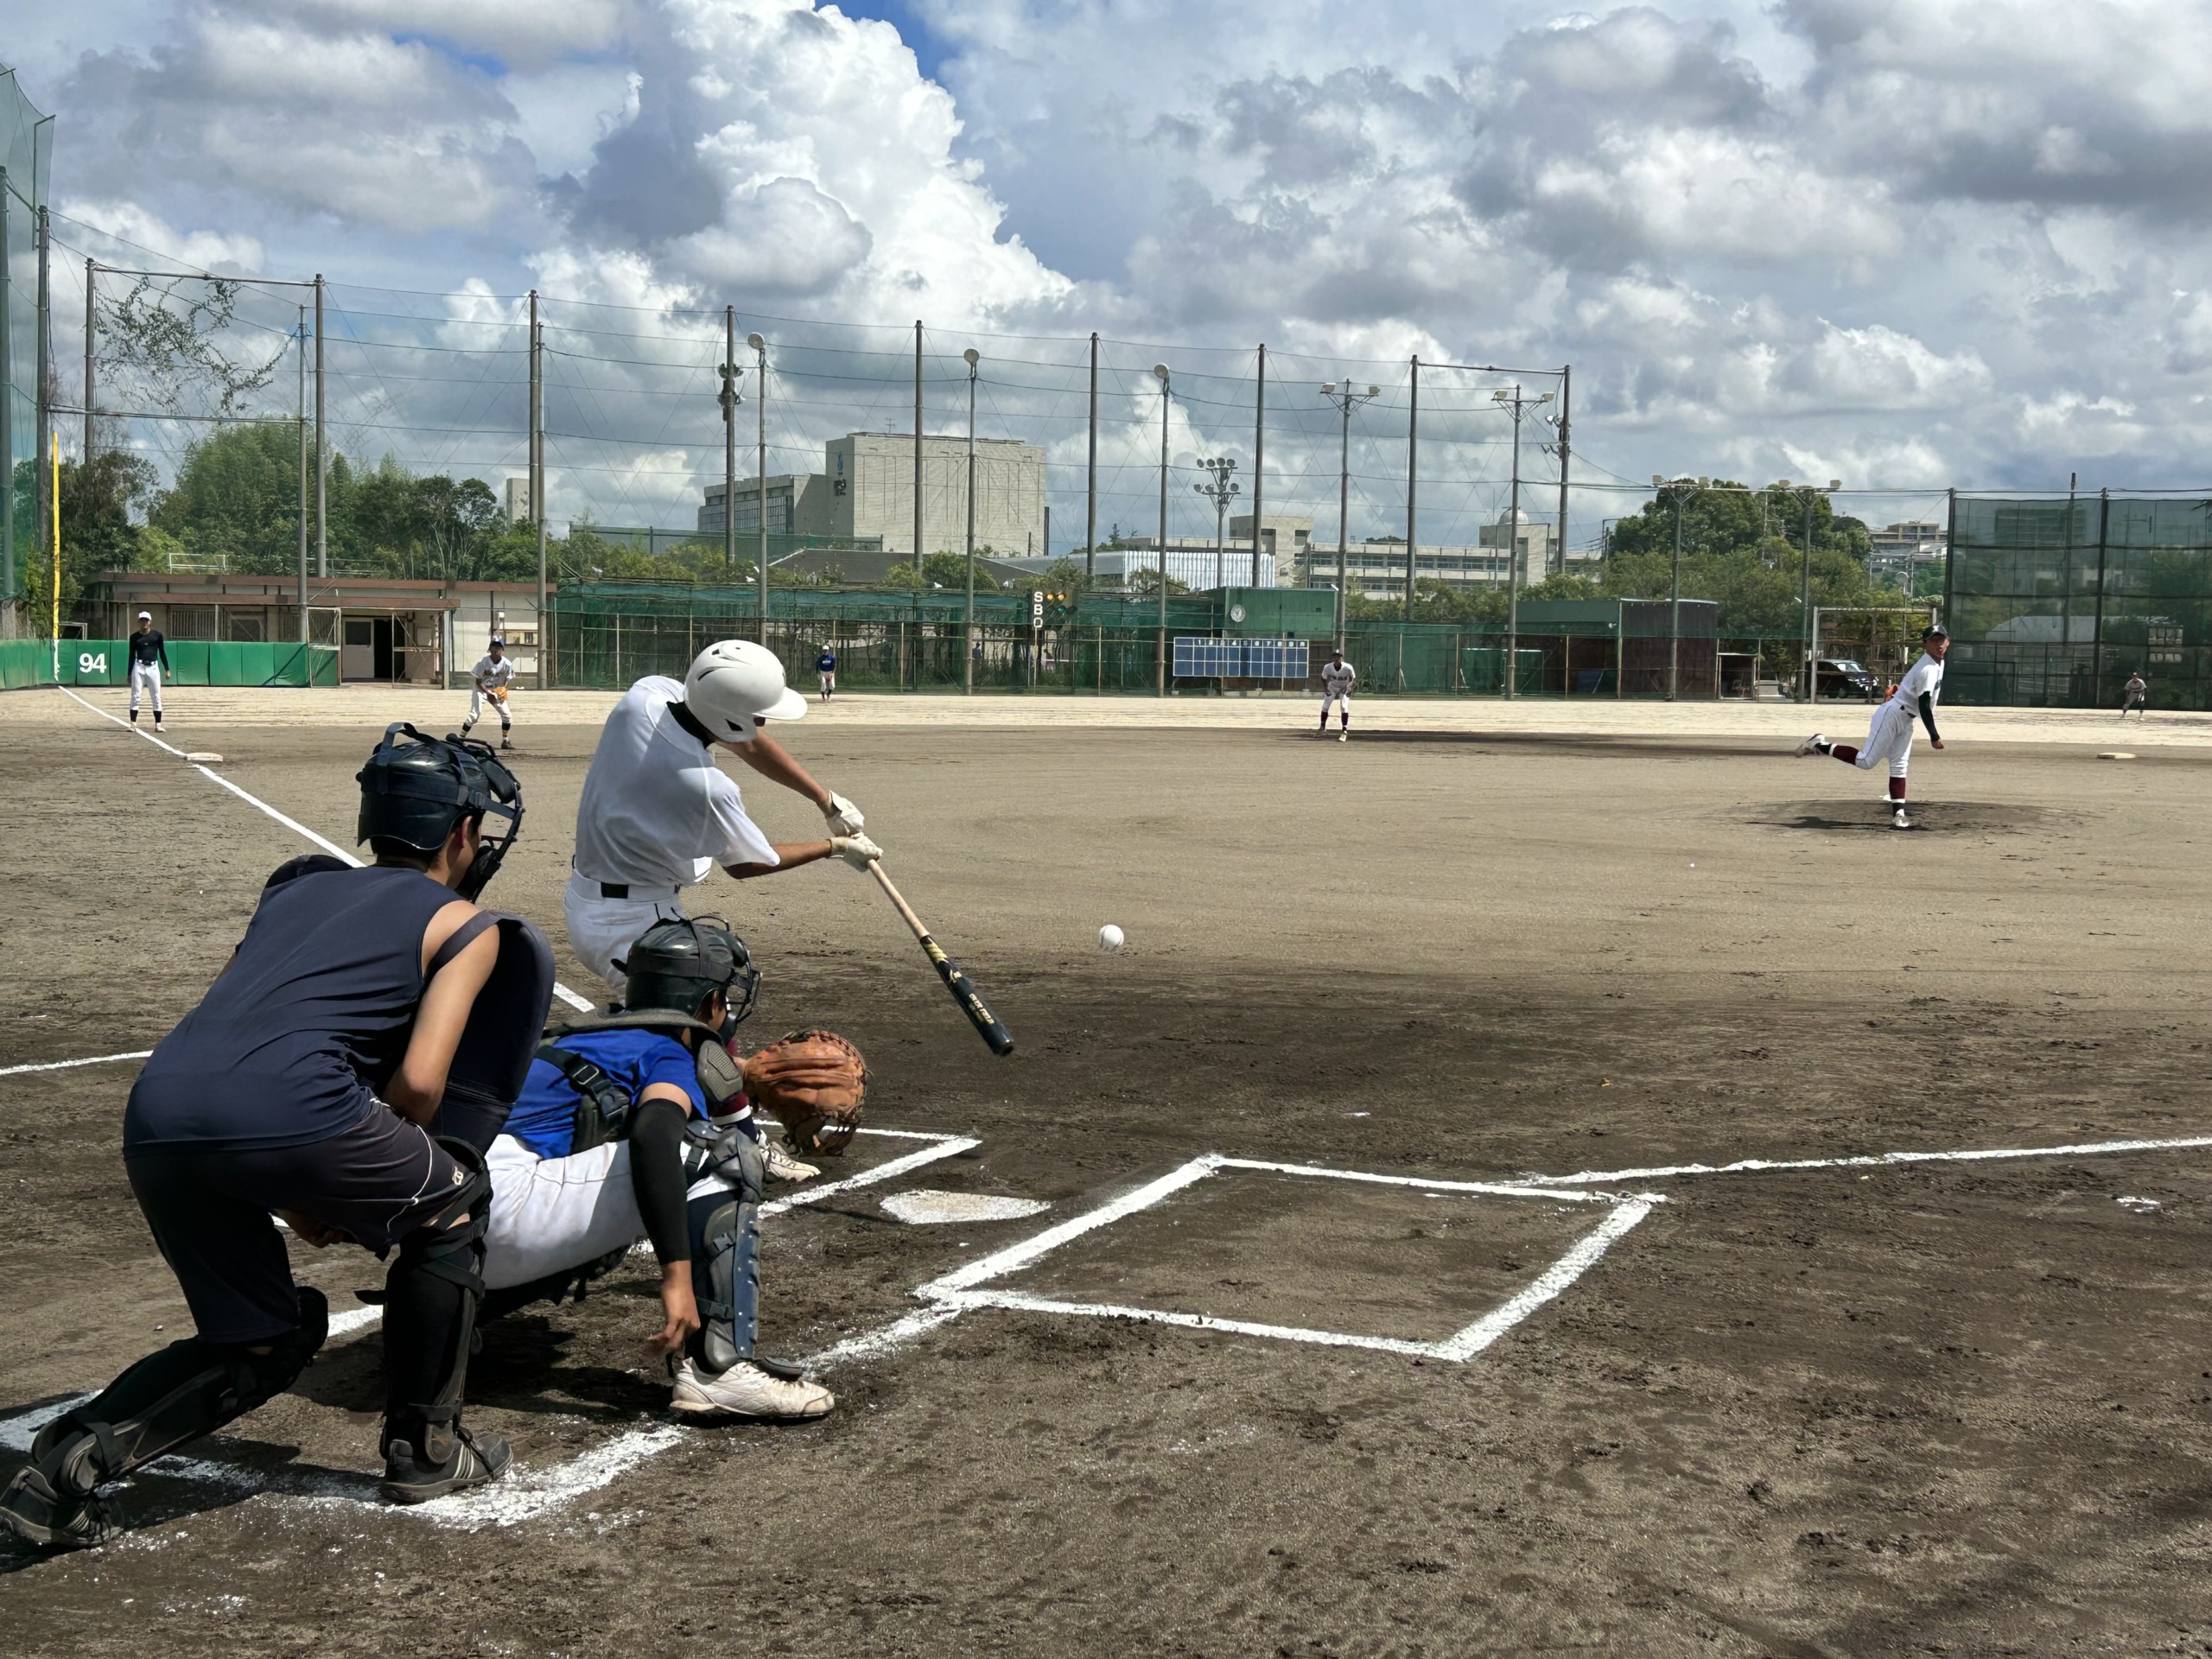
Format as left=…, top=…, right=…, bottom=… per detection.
left=1650, top=474, right=1710, bottom=701
left=1319, top=381, right=1379, bottom=645
left=1154, top=363, right=1171, bottom=695
left=963, top=346, right=979, bottom=694
left=1789, top=477, right=1840, bottom=700
left=718, top=316, right=742, bottom=575
left=748, top=331, right=767, bottom=645
left=1194, top=456, right=1239, bottom=590
left=1493, top=385, right=1554, bottom=698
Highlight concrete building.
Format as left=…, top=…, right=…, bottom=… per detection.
left=1294, top=512, right=1567, bottom=601
left=1869, top=519, right=1946, bottom=584
left=702, top=433, right=1046, bottom=561
left=501, top=477, right=531, bottom=524
left=1004, top=543, right=1282, bottom=591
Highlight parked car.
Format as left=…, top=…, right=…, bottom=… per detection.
left=1808, top=658, right=1883, bottom=700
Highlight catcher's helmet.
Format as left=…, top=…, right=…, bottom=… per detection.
left=682, top=639, right=807, bottom=743
left=617, top=917, right=760, bottom=1031
left=355, top=722, right=523, bottom=900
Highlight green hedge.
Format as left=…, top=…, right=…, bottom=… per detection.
left=1, top=640, right=338, bottom=690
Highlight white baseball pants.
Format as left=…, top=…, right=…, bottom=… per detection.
left=1848, top=702, right=1915, bottom=779
left=466, top=689, right=510, bottom=729
left=129, top=662, right=163, bottom=717
left=563, top=871, right=689, bottom=992
left=484, top=1134, right=742, bottom=1289
left=1321, top=694, right=1351, bottom=719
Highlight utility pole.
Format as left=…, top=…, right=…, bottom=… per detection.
left=1194, top=456, right=1237, bottom=590
left=1084, top=331, right=1098, bottom=584
left=1404, top=355, right=1419, bottom=621
left=1251, top=344, right=1266, bottom=588
left=296, top=305, right=308, bottom=639
left=1493, top=383, right=1554, bottom=698
left=1319, top=380, right=1379, bottom=645
left=1153, top=363, right=1171, bottom=694
left=530, top=291, right=545, bottom=677
left=0, top=167, right=12, bottom=611
left=749, top=330, right=768, bottom=643
left=83, top=257, right=95, bottom=462
left=1553, top=365, right=1572, bottom=575
left=912, top=322, right=924, bottom=572
left=1650, top=474, right=1707, bottom=701
left=313, top=276, right=326, bottom=579
left=1793, top=479, right=1839, bottom=700
left=31, top=202, right=51, bottom=621
left=963, top=346, right=979, bottom=692
left=719, top=308, right=740, bottom=575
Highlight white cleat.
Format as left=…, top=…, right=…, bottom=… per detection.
left=761, top=1138, right=820, bottom=1182
left=1795, top=733, right=1825, bottom=756
left=1891, top=807, right=1913, bottom=830
left=671, top=1357, right=836, bottom=1421
left=1338, top=729, right=1348, bottom=743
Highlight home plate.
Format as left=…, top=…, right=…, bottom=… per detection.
left=881, top=1190, right=1051, bottom=1225
left=186, top=752, right=225, bottom=764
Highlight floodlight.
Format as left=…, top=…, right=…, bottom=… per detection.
left=747, top=332, right=765, bottom=352
left=963, top=347, right=979, bottom=368
left=1322, top=382, right=1337, bottom=394
left=1366, top=385, right=1379, bottom=397
left=1154, top=363, right=1171, bottom=381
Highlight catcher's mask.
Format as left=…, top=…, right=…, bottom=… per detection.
left=356, top=722, right=523, bottom=902
left=614, top=916, right=760, bottom=1038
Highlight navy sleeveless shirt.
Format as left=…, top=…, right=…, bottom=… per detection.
left=124, top=862, right=462, bottom=1154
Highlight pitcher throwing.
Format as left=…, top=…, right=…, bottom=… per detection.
left=1796, top=624, right=1949, bottom=829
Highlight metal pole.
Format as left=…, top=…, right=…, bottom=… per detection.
left=1669, top=490, right=1682, bottom=701
left=1084, top=331, right=1097, bottom=584
left=1251, top=343, right=1265, bottom=588
left=721, top=308, right=737, bottom=576
left=753, top=331, right=768, bottom=642
left=1799, top=489, right=1814, bottom=702
left=83, top=257, right=95, bottom=462
left=1336, top=397, right=1350, bottom=645
left=912, top=321, right=924, bottom=568
left=1403, top=354, right=1418, bottom=621
left=531, top=291, right=546, bottom=677
left=1942, top=485, right=1956, bottom=637
left=2091, top=486, right=2111, bottom=697
left=297, top=306, right=308, bottom=640
left=31, top=203, right=50, bottom=620
left=964, top=348, right=977, bottom=693
left=1156, top=365, right=1170, bottom=694
left=1554, top=365, right=1571, bottom=576
left=1505, top=387, right=1522, bottom=699
left=0, top=168, right=13, bottom=610
left=314, top=276, right=326, bottom=579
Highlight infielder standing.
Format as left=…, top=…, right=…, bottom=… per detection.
left=461, top=637, right=516, bottom=750
left=817, top=645, right=837, bottom=702
left=564, top=639, right=877, bottom=1000
left=127, top=611, right=169, bottom=733
left=1319, top=648, right=1355, bottom=741
left=2121, top=671, right=2148, bottom=720
left=1797, top=623, right=1950, bottom=829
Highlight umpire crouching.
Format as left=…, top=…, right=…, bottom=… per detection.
left=0, top=725, right=554, bottom=1548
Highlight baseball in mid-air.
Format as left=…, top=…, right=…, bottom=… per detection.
left=1097, top=924, right=1125, bottom=953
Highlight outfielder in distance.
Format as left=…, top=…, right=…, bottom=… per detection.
left=461, top=636, right=517, bottom=750
left=1319, top=647, right=1355, bottom=741
left=127, top=610, right=169, bottom=733
left=1796, top=623, right=1950, bottom=830
left=480, top=918, right=863, bottom=1421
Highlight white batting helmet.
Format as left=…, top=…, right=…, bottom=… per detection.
left=683, top=639, right=807, bottom=741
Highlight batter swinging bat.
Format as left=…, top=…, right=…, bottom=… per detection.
left=866, top=862, right=1014, bottom=1057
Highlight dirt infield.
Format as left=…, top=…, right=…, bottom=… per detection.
left=4, top=691, right=2212, bottom=1655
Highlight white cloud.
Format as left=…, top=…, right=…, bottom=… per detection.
left=58, top=200, right=266, bottom=274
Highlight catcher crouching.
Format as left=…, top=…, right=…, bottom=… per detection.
left=480, top=918, right=865, bottom=1420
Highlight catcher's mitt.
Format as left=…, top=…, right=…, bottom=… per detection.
left=742, top=1029, right=867, bottom=1156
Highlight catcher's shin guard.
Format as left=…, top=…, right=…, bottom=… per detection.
left=1, top=1289, right=328, bottom=1549
left=687, top=1125, right=766, bottom=1374
left=380, top=1138, right=491, bottom=1462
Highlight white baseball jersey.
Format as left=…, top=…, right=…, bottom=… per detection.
left=473, top=654, right=516, bottom=691
left=572, top=675, right=779, bottom=889
left=1320, top=662, right=1357, bottom=698
left=1886, top=652, right=1943, bottom=723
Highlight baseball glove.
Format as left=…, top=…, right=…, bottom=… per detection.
left=487, top=686, right=510, bottom=704
left=742, top=1029, right=867, bottom=1156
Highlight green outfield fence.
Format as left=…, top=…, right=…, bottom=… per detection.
left=0, top=639, right=339, bottom=691
left=548, top=582, right=1775, bottom=697
left=1945, top=493, right=2212, bottom=710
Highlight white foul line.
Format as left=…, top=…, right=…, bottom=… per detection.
left=58, top=685, right=595, bottom=1013
left=0, top=1050, right=153, bottom=1078
left=760, top=1135, right=978, bottom=1217
left=1518, top=1132, right=2212, bottom=1189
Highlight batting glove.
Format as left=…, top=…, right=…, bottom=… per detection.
left=829, top=833, right=883, bottom=869
left=821, top=791, right=866, bottom=836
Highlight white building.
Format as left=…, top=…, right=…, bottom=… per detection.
left=501, top=477, right=531, bottom=524
left=703, top=433, right=1046, bottom=560
left=1295, top=512, right=1569, bottom=601
left=1870, top=520, right=1946, bottom=584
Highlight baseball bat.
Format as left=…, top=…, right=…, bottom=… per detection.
left=866, top=861, right=1014, bottom=1057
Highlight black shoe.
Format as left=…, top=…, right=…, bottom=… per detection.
left=0, top=1465, right=114, bottom=1550
left=380, top=1424, right=510, bottom=1505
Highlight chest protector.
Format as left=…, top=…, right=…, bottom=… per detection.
left=535, top=1011, right=744, bottom=1153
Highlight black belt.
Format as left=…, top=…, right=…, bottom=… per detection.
left=600, top=882, right=631, bottom=899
